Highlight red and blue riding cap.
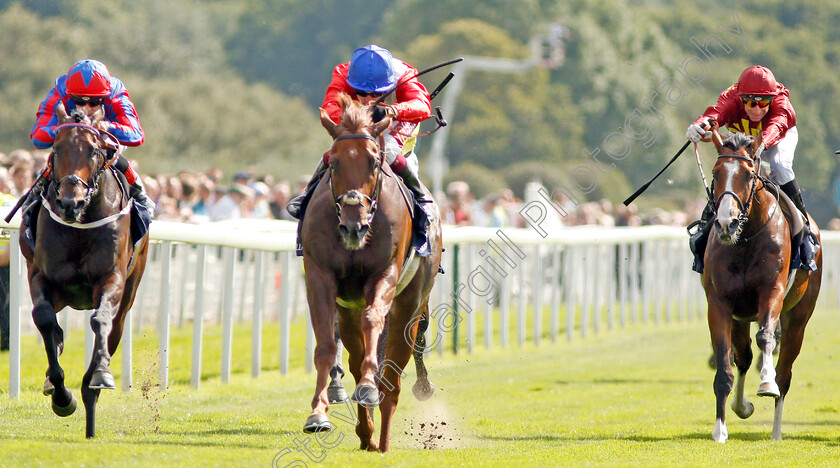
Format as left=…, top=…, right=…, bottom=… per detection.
left=65, top=59, right=112, bottom=97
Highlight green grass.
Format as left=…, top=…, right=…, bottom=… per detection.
left=1, top=309, right=840, bottom=467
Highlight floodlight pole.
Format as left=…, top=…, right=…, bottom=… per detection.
left=425, top=26, right=566, bottom=196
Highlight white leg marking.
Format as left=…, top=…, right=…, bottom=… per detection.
left=771, top=396, right=784, bottom=440
left=757, top=349, right=780, bottom=397
left=731, top=370, right=754, bottom=418
left=713, top=418, right=728, bottom=443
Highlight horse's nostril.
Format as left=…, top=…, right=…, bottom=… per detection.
left=338, top=224, right=349, bottom=236
left=358, top=225, right=369, bottom=238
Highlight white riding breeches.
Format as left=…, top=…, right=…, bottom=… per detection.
left=763, top=125, right=797, bottom=185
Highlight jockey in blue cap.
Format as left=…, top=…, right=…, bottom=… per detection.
left=26, top=59, right=155, bottom=226
left=287, top=44, right=435, bottom=258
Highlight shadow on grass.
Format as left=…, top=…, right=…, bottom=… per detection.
left=554, top=378, right=702, bottom=386
left=481, top=431, right=840, bottom=444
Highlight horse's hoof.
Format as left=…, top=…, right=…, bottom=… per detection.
left=412, top=380, right=435, bottom=401
left=351, top=384, right=381, bottom=407
left=733, top=401, right=754, bottom=419
left=89, top=370, right=116, bottom=390
left=303, top=414, right=333, bottom=433
left=43, top=378, right=55, bottom=396
left=52, top=392, right=77, bottom=417
left=757, top=381, right=780, bottom=398
left=328, top=381, right=349, bottom=404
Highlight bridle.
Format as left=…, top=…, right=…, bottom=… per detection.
left=48, top=123, right=121, bottom=209
left=329, top=133, right=384, bottom=224
left=713, top=152, right=776, bottom=240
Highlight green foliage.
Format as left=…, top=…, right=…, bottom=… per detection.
left=3, top=0, right=840, bottom=212
left=225, top=0, right=391, bottom=107
left=442, top=162, right=508, bottom=199
left=502, top=160, right=568, bottom=199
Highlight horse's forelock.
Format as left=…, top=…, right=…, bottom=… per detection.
left=722, top=132, right=754, bottom=153
left=69, top=108, right=90, bottom=124
left=337, top=93, right=371, bottom=135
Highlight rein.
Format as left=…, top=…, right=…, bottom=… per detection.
left=329, top=133, right=384, bottom=223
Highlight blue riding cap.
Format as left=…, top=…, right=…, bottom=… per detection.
left=347, top=45, right=400, bottom=93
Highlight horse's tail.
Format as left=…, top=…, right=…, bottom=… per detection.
left=411, top=307, right=435, bottom=401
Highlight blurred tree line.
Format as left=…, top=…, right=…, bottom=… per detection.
left=0, top=0, right=838, bottom=220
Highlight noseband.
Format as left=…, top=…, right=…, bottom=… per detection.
left=329, top=133, right=384, bottom=224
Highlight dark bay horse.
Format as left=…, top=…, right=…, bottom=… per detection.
left=20, top=103, right=149, bottom=438
left=702, top=127, right=821, bottom=443
left=300, top=94, right=442, bottom=452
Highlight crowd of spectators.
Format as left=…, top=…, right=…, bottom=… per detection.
left=0, top=148, right=725, bottom=230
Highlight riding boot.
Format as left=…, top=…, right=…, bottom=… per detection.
left=780, top=179, right=819, bottom=270
left=780, top=180, right=808, bottom=222
left=396, top=164, right=434, bottom=257
left=128, top=176, right=156, bottom=214
left=687, top=201, right=715, bottom=274
left=21, top=177, right=48, bottom=228
left=287, top=160, right=328, bottom=221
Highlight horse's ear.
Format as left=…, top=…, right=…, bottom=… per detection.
left=752, top=131, right=763, bottom=157
left=56, top=101, right=69, bottom=122
left=370, top=115, right=391, bottom=137
left=710, top=122, right=724, bottom=154
left=320, top=108, right=339, bottom=138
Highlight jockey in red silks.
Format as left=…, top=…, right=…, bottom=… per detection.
left=686, top=65, right=817, bottom=272
left=25, top=59, right=155, bottom=225
left=287, top=44, right=435, bottom=257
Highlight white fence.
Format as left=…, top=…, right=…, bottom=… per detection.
left=5, top=216, right=840, bottom=398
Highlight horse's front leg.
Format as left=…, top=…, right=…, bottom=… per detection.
left=29, top=272, right=76, bottom=417
left=756, top=287, right=786, bottom=398
left=707, top=298, right=733, bottom=443
left=730, top=320, right=754, bottom=419
left=302, top=262, right=339, bottom=433
left=353, top=266, right=399, bottom=409
left=81, top=275, right=128, bottom=438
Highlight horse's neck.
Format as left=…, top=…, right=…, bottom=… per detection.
left=89, top=170, right=126, bottom=218
left=743, top=188, right=779, bottom=237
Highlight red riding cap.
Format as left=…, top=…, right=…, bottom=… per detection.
left=65, top=59, right=112, bottom=97
left=737, top=65, right=779, bottom=96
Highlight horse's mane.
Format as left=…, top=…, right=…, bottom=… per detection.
left=722, top=132, right=754, bottom=152
left=336, top=93, right=372, bottom=134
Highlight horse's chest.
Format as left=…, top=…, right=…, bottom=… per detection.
left=36, top=235, right=119, bottom=284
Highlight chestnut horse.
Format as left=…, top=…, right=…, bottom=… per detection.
left=20, top=104, right=149, bottom=438
left=300, top=94, right=442, bottom=452
left=702, top=127, right=821, bottom=443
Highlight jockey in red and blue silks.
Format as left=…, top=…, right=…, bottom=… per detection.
left=287, top=44, right=435, bottom=258
left=24, top=59, right=155, bottom=225
left=31, top=60, right=144, bottom=149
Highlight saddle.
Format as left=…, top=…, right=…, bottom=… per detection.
left=772, top=182, right=819, bottom=272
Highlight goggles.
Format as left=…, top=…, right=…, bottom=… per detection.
left=71, top=95, right=104, bottom=107
left=354, top=89, right=384, bottom=98
left=741, top=95, right=772, bottom=109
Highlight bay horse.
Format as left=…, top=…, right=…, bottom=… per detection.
left=702, top=126, right=821, bottom=443
left=20, top=103, right=150, bottom=438
left=300, top=94, right=442, bottom=452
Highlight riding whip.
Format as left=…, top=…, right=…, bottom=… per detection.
left=374, top=57, right=464, bottom=106
left=623, top=140, right=691, bottom=206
